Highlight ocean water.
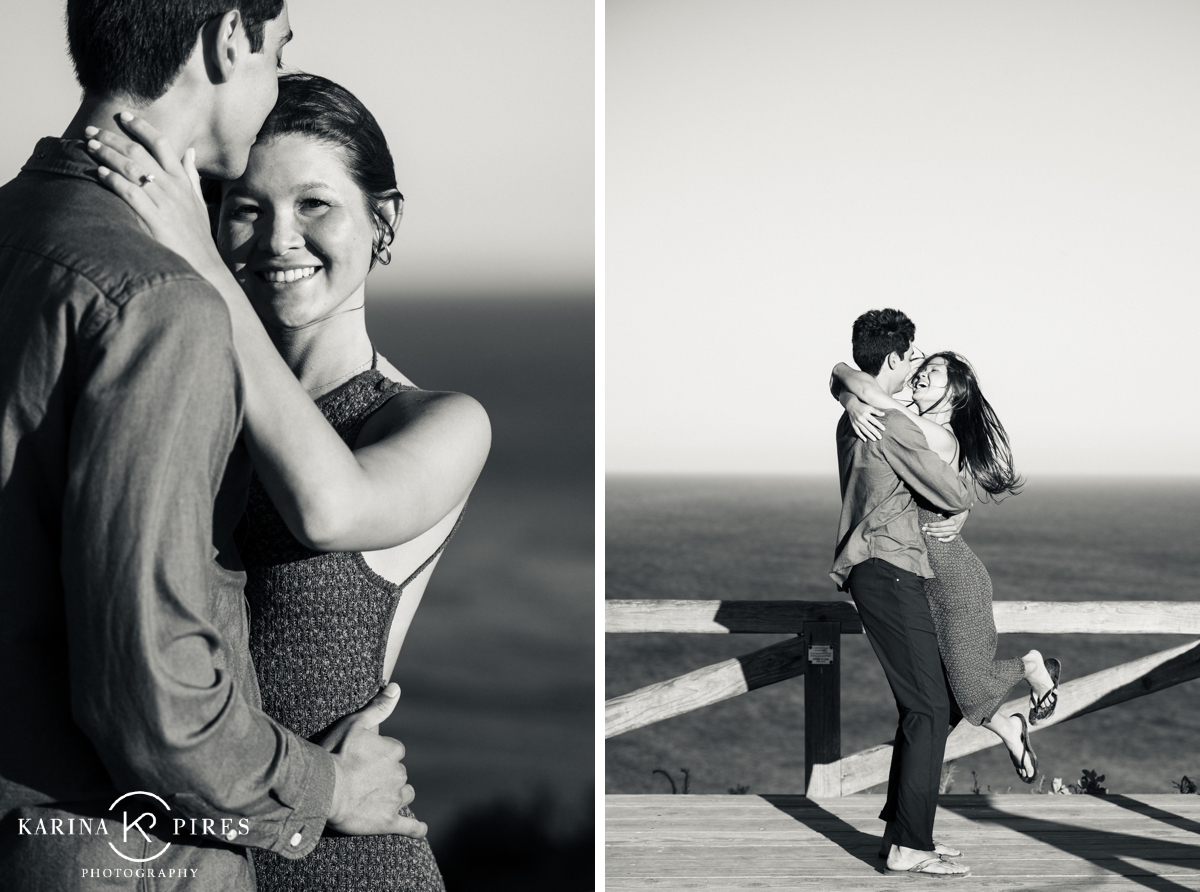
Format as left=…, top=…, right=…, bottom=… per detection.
left=357, top=296, right=593, bottom=872
left=606, top=475, right=1200, bottom=797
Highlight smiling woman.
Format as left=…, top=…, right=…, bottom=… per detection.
left=214, top=72, right=405, bottom=342
left=0, top=2, right=592, bottom=888
left=87, top=71, right=494, bottom=892
left=221, top=135, right=380, bottom=334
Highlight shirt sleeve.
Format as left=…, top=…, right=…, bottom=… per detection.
left=879, top=410, right=974, bottom=514
left=59, top=278, right=334, bottom=859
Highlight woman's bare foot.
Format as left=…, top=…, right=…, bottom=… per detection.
left=1022, top=649, right=1054, bottom=700
left=983, top=713, right=1035, bottom=780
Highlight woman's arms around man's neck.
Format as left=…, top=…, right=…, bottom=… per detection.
left=830, top=362, right=957, bottom=465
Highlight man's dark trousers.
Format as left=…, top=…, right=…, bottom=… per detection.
left=848, top=558, right=960, bottom=851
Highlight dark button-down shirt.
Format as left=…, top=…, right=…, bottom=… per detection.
left=830, top=408, right=973, bottom=589
left=0, top=139, right=334, bottom=889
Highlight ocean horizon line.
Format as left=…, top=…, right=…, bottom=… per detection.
left=608, top=471, right=1200, bottom=482
left=365, top=289, right=594, bottom=306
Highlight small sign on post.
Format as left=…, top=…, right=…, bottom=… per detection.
left=808, top=645, right=834, bottom=665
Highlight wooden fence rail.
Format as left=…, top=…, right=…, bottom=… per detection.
left=605, top=599, right=863, bottom=634
left=606, top=599, right=1200, bottom=636
left=605, top=637, right=808, bottom=738
left=605, top=599, right=1200, bottom=797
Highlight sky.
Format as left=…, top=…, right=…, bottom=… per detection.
left=608, top=0, right=1200, bottom=476
left=0, top=0, right=594, bottom=300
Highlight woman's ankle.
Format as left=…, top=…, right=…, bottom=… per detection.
left=1023, top=650, right=1054, bottom=697
left=986, top=713, right=1021, bottom=747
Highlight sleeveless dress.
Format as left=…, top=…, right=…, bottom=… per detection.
left=919, top=503, right=1024, bottom=726
left=242, top=364, right=459, bottom=892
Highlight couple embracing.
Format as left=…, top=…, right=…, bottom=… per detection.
left=0, top=1, right=490, bottom=890
left=829, top=309, right=1062, bottom=879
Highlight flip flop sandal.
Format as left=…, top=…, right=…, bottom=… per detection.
left=876, top=841, right=962, bottom=860
left=1009, top=712, right=1039, bottom=784
left=1028, top=658, right=1061, bottom=725
left=884, top=856, right=971, bottom=878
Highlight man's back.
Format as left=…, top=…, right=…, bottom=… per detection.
left=830, top=408, right=972, bottom=588
left=0, top=138, right=242, bottom=799
left=0, top=139, right=331, bottom=890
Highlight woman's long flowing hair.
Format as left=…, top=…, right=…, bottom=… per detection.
left=916, top=352, right=1023, bottom=500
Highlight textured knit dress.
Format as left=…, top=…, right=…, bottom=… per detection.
left=243, top=365, right=459, bottom=892
left=919, top=503, right=1024, bottom=726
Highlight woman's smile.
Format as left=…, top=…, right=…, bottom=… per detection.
left=258, top=266, right=322, bottom=284
left=911, top=358, right=949, bottom=409
left=218, top=134, right=377, bottom=331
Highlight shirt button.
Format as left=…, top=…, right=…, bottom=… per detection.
left=289, top=832, right=303, bottom=847
left=225, top=828, right=238, bottom=841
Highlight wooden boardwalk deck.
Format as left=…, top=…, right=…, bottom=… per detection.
left=607, top=793, right=1200, bottom=890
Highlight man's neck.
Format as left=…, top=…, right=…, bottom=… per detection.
left=62, top=92, right=204, bottom=161
left=872, top=371, right=902, bottom=399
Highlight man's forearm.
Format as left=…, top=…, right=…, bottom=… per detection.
left=882, top=415, right=973, bottom=512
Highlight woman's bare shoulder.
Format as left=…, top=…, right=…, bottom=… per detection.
left=376, top=354, right=417, bottom=387
left=360, top=354, right=490, bottom=453
left=884, top=409, right=958, bottom=462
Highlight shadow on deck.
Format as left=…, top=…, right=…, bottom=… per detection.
left=606, top=793, right=1200, bottom=890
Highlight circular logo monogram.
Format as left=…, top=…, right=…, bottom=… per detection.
left=107, top=791, right=172, bottom=863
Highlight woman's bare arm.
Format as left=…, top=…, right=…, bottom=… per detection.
left=204, top=250, right=491, bottom=553
left=830, top=362, right=956, bottom=460
left=836, top=390, right=886, bottom=442
left=831, top=362, right=910, bottom=412
left=319, top=389, right=490, bottom=551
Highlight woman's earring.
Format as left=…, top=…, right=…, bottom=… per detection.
left=375, top=244, right=392, bottom=266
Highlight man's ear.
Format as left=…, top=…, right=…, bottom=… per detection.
left=885, top=351, right=900, bottom=370
left=202, top=9, right=244, bottom=85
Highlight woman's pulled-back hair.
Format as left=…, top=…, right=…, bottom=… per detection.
left=256, top=72, right=404, bottom=268
left=917, top=352, right=1023, bottom=501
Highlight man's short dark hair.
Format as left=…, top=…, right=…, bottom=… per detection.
left=67, top=0, right=285, bottom=102
left=851, top=308, right=916, bottom=375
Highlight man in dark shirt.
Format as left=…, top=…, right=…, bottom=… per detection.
left=0, top=2, right=423, bottom=888
left=830, top=309, right=973, bottom=879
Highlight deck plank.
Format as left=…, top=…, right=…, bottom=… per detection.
left=606, top=794, right=1200, bottom=890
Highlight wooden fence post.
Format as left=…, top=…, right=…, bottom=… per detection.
left=804, top=621, right=841, bottom=798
